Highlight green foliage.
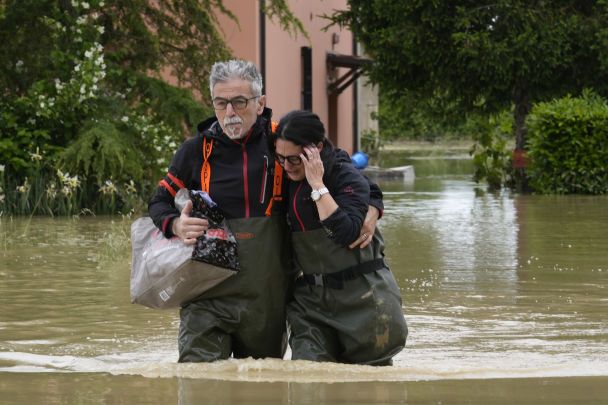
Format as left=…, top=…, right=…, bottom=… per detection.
left=469, top=111, right=515, bottom=191
left=331, top=1, right=608, bottom=187
left=376, top=88, right=471, bottom=142
left=526, top=91, right=608, bottom=194
left=262, top=0, right=308, bottom=40
left=360, top=128, right=382, bottom=163
left=333, top=1, right=608, bottom=113
left=0, top=0, right=305, bottom=215
left=61, top=120, right=142, bottom=181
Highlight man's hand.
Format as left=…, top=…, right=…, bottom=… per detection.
left=349, top=205, right=379, bottom=249
left=171, top=200, right=209, bottom=245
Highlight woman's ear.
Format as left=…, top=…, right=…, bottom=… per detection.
left=316, top=141, right=323, bottom=151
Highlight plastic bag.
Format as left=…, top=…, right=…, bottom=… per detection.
left=189, top=190, right=240, bottom=271
left=130, top=189, right=238, bottom=309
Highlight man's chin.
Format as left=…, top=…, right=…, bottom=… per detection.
left=225, top=126, right=244, bottom=140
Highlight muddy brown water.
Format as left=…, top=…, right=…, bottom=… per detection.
left=1, top=157, right=607, bottom=404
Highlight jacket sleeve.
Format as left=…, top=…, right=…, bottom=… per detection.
left=148, top=139, right=198, bottom=238
left=333, top=148, right=384, bottom=218
left=367, top=175, right=384, bottom=218
left=319, top=163, right=370, bottom=247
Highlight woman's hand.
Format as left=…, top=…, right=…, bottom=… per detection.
left=349, top=205, right=379, bottom=249
left=171, top=200, right=209, bottom=245
left=301, top=144, right=324, bottom=189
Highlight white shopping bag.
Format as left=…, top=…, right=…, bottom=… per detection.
left=130, top=217, right=237, bottom=309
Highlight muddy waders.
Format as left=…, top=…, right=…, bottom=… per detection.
left=178, top=215, right=290, bottom=362
left=287, top=228, right=407, bottom=365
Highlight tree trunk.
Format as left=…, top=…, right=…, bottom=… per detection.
left=513, top=88, right=531, bottom=150
left=513, top=88, right=531, bottom=191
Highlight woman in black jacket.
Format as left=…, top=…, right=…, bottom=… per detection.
left=274, top=110, right=408, bottom=365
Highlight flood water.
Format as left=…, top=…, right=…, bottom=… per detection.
left=1, top=155, right=607, bottom=404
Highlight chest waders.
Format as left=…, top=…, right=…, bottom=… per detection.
left=178, top=138, right=290, bottom=362
left=288, top=228, right=408, bottom=366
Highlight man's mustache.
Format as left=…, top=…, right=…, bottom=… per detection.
left=224, top=117, right=243, bottom=126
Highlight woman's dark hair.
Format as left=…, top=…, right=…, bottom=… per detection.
left=275, top=110, right=333, bottom=148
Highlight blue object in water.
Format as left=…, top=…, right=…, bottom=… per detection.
left=351, top=151, right=369, bottom=169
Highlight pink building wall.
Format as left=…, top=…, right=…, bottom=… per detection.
left=215, top=0, right=357, bottom=154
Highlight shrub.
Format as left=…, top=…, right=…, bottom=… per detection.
left=526, top=91, right=608, bottom=194
left=469, top=111, right=515, bottom=191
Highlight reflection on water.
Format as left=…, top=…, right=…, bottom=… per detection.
left=1, top=156, right=608, bottom=403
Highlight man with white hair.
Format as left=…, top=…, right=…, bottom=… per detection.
left=148, top=59, right=382, bottom=362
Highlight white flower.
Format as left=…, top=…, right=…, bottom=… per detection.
left=82, top=2, right=90, bottom=9
left=0, top=164, right=5, bottom=172
left=46, top=183, right=57, bottom=199
left=100, top=179, right=117, bottom=195
left=30, top=147, right=43, bottom=162
left=0, top=194, right=5, bottom=203
left=74, top=64, right=81, bottom=72
left=17, top=178, right=30, bottom=194
left=124, top=180, right=137, bottom=194
left=67, top=175, right=80, bottom=189
left=97, top=26, right=105, bottom=34
left=80, top=84, right=86, bottom=94
left=85, top=50, right=92, bottom=58
left=15, top=60, right=24, bottom=68
left=121, top=116, right=129, bottom=123
left=99, top=1, right=105, bottom=7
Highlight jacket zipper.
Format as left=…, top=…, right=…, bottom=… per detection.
left=242, top=144, right=250, bottom=218
left=259, top=155, right=268, bottom=204
left=293, top=182, right=306, bottom=231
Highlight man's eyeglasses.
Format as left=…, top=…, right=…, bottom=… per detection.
left=275, top=153, right=302, bottom=166
left=212, top=96, right=258, bottom=111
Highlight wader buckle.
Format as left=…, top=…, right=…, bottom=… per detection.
left=313, top=274, right=325, bottom=286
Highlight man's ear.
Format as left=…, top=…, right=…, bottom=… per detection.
left=316, top=141, right=324, bottom=151
left=256, top=95, right=266, bottom=115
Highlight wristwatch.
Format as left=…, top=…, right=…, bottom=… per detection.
left=311, top=187, right=329, bottom=201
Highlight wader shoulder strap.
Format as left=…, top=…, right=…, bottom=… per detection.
left=265, top=159, right=284, bottom=216
left=265, top=121, right=283, bottom=216
left=200, top=137, right=213, bottom=193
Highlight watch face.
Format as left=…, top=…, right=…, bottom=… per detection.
left=311, top=190, right=320, bottom=201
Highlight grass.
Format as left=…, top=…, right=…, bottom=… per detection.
left=381, top=139, right=474, bottom=155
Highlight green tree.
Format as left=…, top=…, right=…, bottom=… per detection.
left=331, top=1, right=608, bottom=170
